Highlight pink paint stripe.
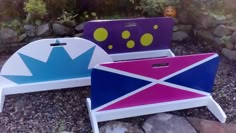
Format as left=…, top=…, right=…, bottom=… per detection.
left=101, top=53, right=215, bottom=79
left=99, top=83, right=205, bottom=111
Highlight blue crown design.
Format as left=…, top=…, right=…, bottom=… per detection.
left=4, top=45, right=95, bottom=84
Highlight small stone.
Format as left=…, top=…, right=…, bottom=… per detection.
left=199, top=14, right=216, bottom=28
left=230, top=31, right=236, bottom=44
left=225, top=42, right=234, bottom=50
left=75, top=22, right=85, bottom=32
left=222, top=48, right=236, bottom=60
left=74, top=33, right=83, bottom=37
left=173, top=26, right=179, bottom=32
left=18, top=33, right=27, bottom=42
left=0, top=28, right=18, bottom=43
left=53, top=23, right=73, bottom=36
left=100, top=121, right=143, bottom=133
left=178, top=25, right=193, bottom=33
left=24, top=25, right=36, bottom=37
left=196, top=30, right=214, bottom=41
left=213, top=25, right=232, bottom=37
left=187, top=117, right=236, bottom=133
left=172, top=31, right=189, bottom=41
left=143, top=113, right=197, bottom=133
left=178, top=11, right=191, bottom=24
left=36, top=23, right=50, bottom=36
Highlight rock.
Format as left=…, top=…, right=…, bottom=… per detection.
left=52, top=23, right=73, bottom=36
left=222, top=48, right=236, bottom=60
left=100, top=121, right=143, bottom=133
left=143, top=113, right=196, bottom=133
left=75, top=22, right=85, bottom=32
left=213, top=25, right=232, bottom=37
left=187, top=117, right=236, bottom=133
left=225, top=42, right=234, bottom=50
left=225, top=0, right=236, bottom=11
left=230, top=31, right=236, bottom=44
left=173, top=26, right=179, bottom=32
left=172, top=18, right=179, bottom=24
left=178, top=25, right=193, bottom=33
left=213, top=37, right=223, bottom=46
left=18, top=33, right=27, bottom=42
left=199, top=14, right=216, bottom=29
left=74, top=33, right=83, bottom=37
left=0, top=28, right=18, bottom=44
left=177, top=11, right=191, bottom=24
left=226, top=25, right=236, bottom=31
left=172, top=31, right=189, bottom=41
left=36, top=23, right=50, bottom=36
left=24, top=25, right=36, bottom=37
left=196, top=30, right=214, bottom=41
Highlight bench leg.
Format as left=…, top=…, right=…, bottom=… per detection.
left=86, top=98, right=99, bottom=133
left=207, top=96, right=227, bottom=123
left=0, top=88, right=5, bottom=112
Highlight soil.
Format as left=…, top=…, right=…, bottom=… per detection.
left=0, top=41, right=235, bottom=132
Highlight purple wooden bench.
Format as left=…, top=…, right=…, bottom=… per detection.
left=83, top=17, right=175, bottom=61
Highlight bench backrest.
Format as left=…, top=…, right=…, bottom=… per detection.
left=0, top=38, right=112, bottom=85
left=91, top=53, right=219, bottom=111
left=84, top=17, right=174, bottom=55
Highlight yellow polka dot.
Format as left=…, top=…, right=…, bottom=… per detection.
left=108, top=44, right=113, bottom=49
left=127, top=40, right=135, bottom=48
left=93, top=28, right=108, bottom=42
left=140, top=33, right=153, bottom=46
left=154, top=25, right=158, bottom=30
left=122, top=30, right=130, bottom=39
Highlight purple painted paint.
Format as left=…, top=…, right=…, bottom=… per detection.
left=101, top=53, right=215, bottom=79
left=100, top=84, right=205, bottom=111
left=83, top=17, right=174, bottom=54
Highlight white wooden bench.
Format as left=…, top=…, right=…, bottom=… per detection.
left=0, top=37, right=112, bottom=112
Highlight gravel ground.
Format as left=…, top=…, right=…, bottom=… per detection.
left=0, top=41, right=235, bottom=132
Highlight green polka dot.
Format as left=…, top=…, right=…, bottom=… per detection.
left=140, top=33, right=153, bottom=46
left=108, top=44, right=113, bottom=49
left=93, top=28, right=108, bottom=42
left=122, top=30, right=130, bottom=39
left=154, top=25, right=158, bottom=30
left=127, top=40, right=135, bottom=48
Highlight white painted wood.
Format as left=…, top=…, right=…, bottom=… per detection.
left=0, top=88, right=5, bottom=112
left=207, top=96, right=227, bottom=123
left=88, top=95, right=227, bottom=132
left=110, top=49, right=174, bottom=61
left=95, top=97, right=210, bottom=122
left=86, top=98, right=100, bottom=133
left=3, top=77, right=91, bottom=95
left=0, top=37, right=113, bottom=112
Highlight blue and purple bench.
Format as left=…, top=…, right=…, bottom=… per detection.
left=83, top=18, right=227, bottom=132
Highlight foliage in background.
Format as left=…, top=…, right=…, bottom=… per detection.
left=0, top=0, right=25, bottom=22
left=24, top=0, right=47, bottom=24
left=135, top=0, right=181, bottom=16
left=57, top=11, right=78, bottom=26
left=0, top=19, right=23, bottom=34
left=45, top=0, right=79, bottom=19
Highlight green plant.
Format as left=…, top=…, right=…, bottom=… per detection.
left=79, top=11, right=98, bottom=22
left=220, top=36, right=231, bottom=44
left=57, top=10, right=78, bottom=26
left=24, top=0, right=47, bottom=23
left=136, top=0, right=166, bottom=16
left=45, top=0, right=78, bottom=19
left=0, top=19, right=23, bottom=34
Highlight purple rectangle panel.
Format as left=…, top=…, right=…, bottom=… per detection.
left=83, top=17, right=174, bottom=54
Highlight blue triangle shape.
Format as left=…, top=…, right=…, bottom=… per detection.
left=166, top=57, right=219, bottom=93
left=91, top=69, right=151, bottom=109
left=4, top=46, right=95, bottom=84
